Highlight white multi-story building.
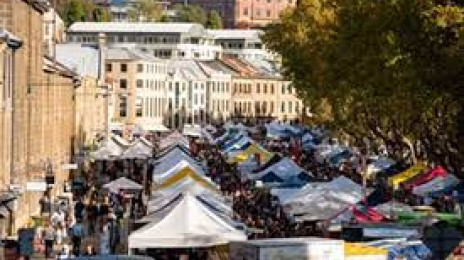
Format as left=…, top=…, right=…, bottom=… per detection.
left=207, top=29, right=273, bottom=60
left=165, top=59, right=209, bottom=128
left=106, top=47, right=169, bottom=133
left=67, top=22, right=221, bottom=60
left=199, top=60, right=234, bottom=123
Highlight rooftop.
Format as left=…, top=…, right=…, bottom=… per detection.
left=68, top=22, right=206, bottom=36
left=55, top=44, right=100, bottom=78
left=106, top=47, right=160, bottom=61
left=167, top=60, right=208, bottom=81
left=208, top=29, right=263, bottom=41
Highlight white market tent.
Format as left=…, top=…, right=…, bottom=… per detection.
left=137, top=137, right=154, bottom=148
left=92, top=138, right=125, bottom=160
left=111, top=134, right=131, bottom=148
left=128, top=194, right=247, bottom=250
left=412, top=174, right=460, bottom=196
left=249, top=157, right=313, bottom=184
left=121, top=140, right=153, bottom=159
left=182, top=124, right=202, bottom=137
left=103, top=177, right=143, bottom=193
left=282, top=176, right=365, bottom=221
left=142, top=123, right=170, bottom=132
left=153, top=160, right=205, bottom=183
left=159, top=131, right=190, bottom=150
left=153, top=151, right=204, bottom=178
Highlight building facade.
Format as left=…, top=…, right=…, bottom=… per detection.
left=43, top=8, right=65, bottom=57
left=208, top=29, right=273, bottom=60
left=0, top=0, right=78, bottom=232
left=168, top=0, right=296, bottom=28
left=106, top=47, right=168, bottom=134
left=56, top=44, right=107, bottom=150
left=67, top=22, right=221, bottom=60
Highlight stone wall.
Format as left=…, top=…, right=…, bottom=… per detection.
left=0, top=0, right=77, bottom=232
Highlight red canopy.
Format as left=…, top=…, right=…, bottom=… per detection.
left=352, top=206, right=386, bottom=223
left=404, top=166, right=448, bottom=190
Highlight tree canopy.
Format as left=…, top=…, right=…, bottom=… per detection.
left=173, top=4, right=207, bottom=25
left=57, top=0, right=111, bottom=26
left=263, top=0, right=464, bottom=176
left=206, top=10, right=223, bottom=29
left=128, top=0, right=163, bottom=22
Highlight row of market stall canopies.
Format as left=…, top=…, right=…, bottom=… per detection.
left=92, top=135, right=153, bottom=160
left=388, top=164, right=460, bottom=197
left=128, top=131, right=247, bottom=252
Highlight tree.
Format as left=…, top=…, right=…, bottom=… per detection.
left=60, top=0, right=86, bottom=26
left=128, top=0, right=163, bottom=22
left=173, top=4, right=207, bottom=25
left=263, top=0, right=464, bottom=176
left=206, top=10, right=223, bottom=29
left=93, top=6, right=112, bottom=22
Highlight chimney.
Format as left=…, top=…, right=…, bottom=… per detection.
left=98, top=33, right=108, bottom=85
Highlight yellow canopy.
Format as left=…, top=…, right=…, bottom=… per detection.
left=228, top=144, right=273, bottom=164
left=156, top=166, right=219, bottom=192
left=388, top=164, right=427, bottom=189
left=345, top=243, right=388, bottom=256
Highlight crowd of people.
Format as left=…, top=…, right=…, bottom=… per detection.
left=18, top=123, right=463, bottom=259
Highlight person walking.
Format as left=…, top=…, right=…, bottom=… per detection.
left=43, top=222, right=55, bottom=258
left=71, top=219, right=84, bottom=256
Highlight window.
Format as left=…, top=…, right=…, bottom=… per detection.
left=105, top=63, right=112, bottom=72
left=288, top=101, right=293, bottom=113
left=136, top=98, right=143, bottom=117
left=295, top=102, right=300, bottom=113
left=270, top=102, right=274, bottom=113
left=282, top=84, right=286, bottom=94
left=267, top=0, right=271, bottom=2
left=120, top=79, right=127, bottom=89
left=194, top=94, right=198, bottom=105
left=256, top=9, right=261, bottom=17
left=256, top=83, right=260, bottom=93
left=226, top=83, right=229, bottom=92
left=281, top=102, right=285, bottom=113
left=119, top=97, right=127, bottom=117
left=263, top=84, right=267, bottom=94
left=270, top=84, right=275, bottom=94
left=200, top=95, right=204, bottom=104
left=266, top=10, right=271, bottom=17
left=137, top=64, right=143, bottom=73
left=136, top=79, right=143, bottom=88
left=289, top=0, right=293, bottom=3
left=120, top=63, right=127, bottom=72
left=243, top=8, right=248, bottom=16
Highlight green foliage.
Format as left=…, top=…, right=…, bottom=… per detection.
left=128, top=0, right=163, bottom=22
left=263, top=0, right=464, bottom=174
left=206, top=10, right=223, bottom=29
left=173, top=4, right=207, bottom=25
left=60, top=0, right=86, bottom=26
left=57, top=0, right=112, bottom=25
left=93, top=6, right=112, bottom=22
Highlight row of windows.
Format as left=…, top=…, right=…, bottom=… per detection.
left=243, top=8, right=275, bottom=18
left=234, top=82, right=294, bottom=95
left=167, top=82, right=206, bottom=92
left=212, top=99, right=230, bottom=112
left=137, top=63, right=166, bottom=74
left=136, top=97, right=166, bottom=118
left=234, top=101, right=300, bottom=114
left=137, top=79, right=166, bottom=91
left=106, top=63, right=127, bottom=73
left=211, top=81, right=230, bottom=93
